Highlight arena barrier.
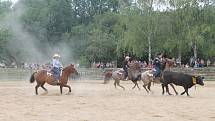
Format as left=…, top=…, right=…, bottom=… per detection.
left=0, top=67, right=215, bottom=81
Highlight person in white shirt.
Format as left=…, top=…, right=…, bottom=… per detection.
left=51, top=53, right=63, bottom=83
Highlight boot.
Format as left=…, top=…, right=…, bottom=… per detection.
left=53, top=80, right=60, bottom=85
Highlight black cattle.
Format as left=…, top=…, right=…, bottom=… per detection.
left=161, top=71, right=204, bottom=96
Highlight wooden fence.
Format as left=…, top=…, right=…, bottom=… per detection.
left=0, top=67, right=215, bottom=81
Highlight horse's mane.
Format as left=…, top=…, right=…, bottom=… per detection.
left=129, top=62, right=141, bottom=70
left=161, top=58, right=175, bottom=71
left=63, top=64, right=74, bottom=71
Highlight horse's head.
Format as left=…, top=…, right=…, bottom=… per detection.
left=128, top=62, right=142, bottom=80
left=161, top=58, right=175, bottom=71
left=63, top=64, right=79, bottom=76
left=160, top=59, right=166, bottom=71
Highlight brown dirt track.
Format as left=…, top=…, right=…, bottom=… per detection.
left=0, top=80, right=215, bottom=121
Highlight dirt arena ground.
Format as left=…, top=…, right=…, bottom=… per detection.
left=0, top=80, right=215, bottom=121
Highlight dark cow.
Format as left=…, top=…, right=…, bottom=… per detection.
left=162, top=71, right=204, bottom=96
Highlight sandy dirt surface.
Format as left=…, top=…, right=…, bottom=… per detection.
left=0, top=80, right=215, bottom=121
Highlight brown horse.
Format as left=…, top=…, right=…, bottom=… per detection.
left=103, top=69, right=113, bottom=84
left=128, top=61, right=142, bottom=90
left=160, top=58, right=178, bottom=95
left=163, top=58, right=176, bottom=71
left=30, top=64, right=79, bottom=95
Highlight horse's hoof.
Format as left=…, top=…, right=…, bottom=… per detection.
left=41, top=92, right=48, bottom=95
left=65, top=92, right=72, bottom=95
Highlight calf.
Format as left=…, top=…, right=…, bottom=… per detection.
left=162, top=71, right=204, bottom=96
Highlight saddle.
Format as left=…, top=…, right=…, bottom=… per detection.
left=47, top=71, right=53, bottom=76
left=117, top=69, right=125, bottom=75
left=145, top=70, right=153, bottom=77
left=153, top=72, right=164, bottom=84
left=46, top=70, right=62, bottom=76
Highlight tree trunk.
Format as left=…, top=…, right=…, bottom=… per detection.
left=148, top=0, right=153, bottom=63
left=193, top=40, right=197, bottom=67
left=178, top=46, right=181, bottom=66
left=177, top=38, right=181, bottom=66
left=148, top=33, right=152, bottom=63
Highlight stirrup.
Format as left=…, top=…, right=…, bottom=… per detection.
left=54, top=80, right=60, bottom=85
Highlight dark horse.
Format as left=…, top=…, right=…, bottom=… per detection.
left=30, top=64, right=79, bottom=95
left=103, top=61, right=142, bottom=90
left=160, top=58, right=178, bottom=95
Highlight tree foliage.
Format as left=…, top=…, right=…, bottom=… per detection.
left=0, top=0, right=215, bottom=66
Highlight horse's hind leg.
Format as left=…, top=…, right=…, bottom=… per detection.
left=117, top=82, right=125, bottom=90
left=147, top=82, right=151, bottom=91
left=143, top=85, right=149, bottom=93
left=41, top=82, right=48, bottom=92
left=114, top=80, right=117, bottom=89
left=35, top=83, right=40, bottom=95
left=132, top=84, right=137, bottom=89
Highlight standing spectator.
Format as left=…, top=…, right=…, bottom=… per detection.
left=185, top=63, right=189, bottom=68
left=200, top=59, right=204, bottom=67
left=96, top=62, right=100, bottom=68
left=197, top=58, right=201, bottom=67
left=143, top=61, right=147, bottom=68
left=176, top=58, right=181, bottom=67
left=207, top=59, right=211, bottom=67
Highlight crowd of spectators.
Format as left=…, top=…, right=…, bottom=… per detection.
left=94, top=62, right=115, bottom=69
left=0, top=58, right=215, bottom=69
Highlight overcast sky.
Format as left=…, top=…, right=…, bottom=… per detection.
left=3, top=0, right=19, bottom=3
left=12, top=0, right=19, bottom=3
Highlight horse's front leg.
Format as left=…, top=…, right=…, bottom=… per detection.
left=60, top=85, right=63, bottom=94
left=166, top=84, right=172, bottom=95
left=170, top=83, right=178, bottom=95
left=64, top=85, right=71, bottom=94
left=132, top=81, right=140, bottom=90
left=161, top=83, right=165, bottom=95
left=132, top=83, right=137, bottom=89
left=136, top=83, right=141, bottom=90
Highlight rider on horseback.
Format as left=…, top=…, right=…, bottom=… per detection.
left=123, top=55, right=130, bottom=80
left=153, top=53, right=163, bottom=78
left=51, top=53, right=63, bottom=83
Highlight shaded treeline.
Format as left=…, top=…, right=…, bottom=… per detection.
left=0, top=0, right=214, bottom=67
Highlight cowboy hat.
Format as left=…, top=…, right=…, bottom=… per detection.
left=125, top=56, right=130, bottom=59
left=53, top=53, right=60, bottom=58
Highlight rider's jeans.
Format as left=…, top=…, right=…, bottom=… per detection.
left=52, top=67, right=61, bottom=80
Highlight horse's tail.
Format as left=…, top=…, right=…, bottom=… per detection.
left=103, top=71, right=112, bottom=84
left=30, top=72, right=36, bottom=83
